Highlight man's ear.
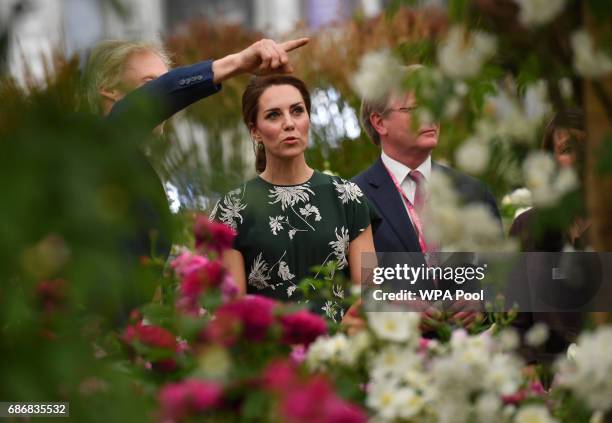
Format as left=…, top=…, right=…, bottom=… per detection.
left=99, top=86, right=122, bottom=103
left=369, top=113, right=387, bottom=137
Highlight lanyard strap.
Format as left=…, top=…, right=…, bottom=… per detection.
left=382, top=163, right=429, bottom=253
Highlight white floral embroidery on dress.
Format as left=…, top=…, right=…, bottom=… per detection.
left=322, top=300, right=344, bottom=323
left=333, top=178, right=364, bottom=204
left=268, top=184, right=314, bottom=210
left=269, top=215, right=285, bottom=235
left=248, top=253, right=271, bottom=290
left=248, top=251, right=296, bottom=294
left=329, top=226, right=350, bottom=270
left=278, top=261, right=295, bottom=281
left=211, top=187, right=247, bottom=230
left=299, top=204, right=322, bottom=221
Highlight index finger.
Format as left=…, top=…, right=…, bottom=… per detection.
left=280, top=37, right=310, bottom=52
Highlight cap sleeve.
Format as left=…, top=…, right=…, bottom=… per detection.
left=331, top=177, right=379, bottom=241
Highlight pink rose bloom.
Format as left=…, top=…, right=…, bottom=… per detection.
left=289, top=345, right=307, bottom=365
left=201, top=314, right=241, bottom=347
left=159, top=379, right=222, bottom=422
left=123, top=324, right=177, bottom=351
left=279, top=310, right=327, bottom=346
left=220, top=274, right=239, bottom=303
left=261, top=360, right=300, bottom=394
left=194, top=216, right=236, bottom=254
left=215, top=296, right=277, bottom=342
left=321, top=398, right=367, bottom=423
left=279, top=376, right=365, bottom=423
left=280, top=376, right=333, bottom=423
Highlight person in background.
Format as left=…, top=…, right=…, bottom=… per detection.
left=351, top=65, right=501, bottom=333
left=509, top=108, right=589, bottom=369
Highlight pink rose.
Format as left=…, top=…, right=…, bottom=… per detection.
left=279, top=310, right=327, bottom=346
left=123, top=324, right=177, bottom=351
left=279, top=376, right=333, bottom=423
left=261, top=360, right=299, bottom=394
left=159, top=379, right=223, bottom=421
left=215, top=296, right=277, bottom=342
left=194, top=216, right=236, bottom=254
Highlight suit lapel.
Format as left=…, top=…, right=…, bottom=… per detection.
left=366, top=158, right=422, bottom=252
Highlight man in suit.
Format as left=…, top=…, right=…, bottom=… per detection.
left=352, top=70, right=501, bottom=330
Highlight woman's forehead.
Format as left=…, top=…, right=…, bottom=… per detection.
left=259, top=85, right=304, bottom=108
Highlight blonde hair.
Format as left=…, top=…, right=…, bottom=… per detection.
left=82, top=40, right=172, bottom=113
left=359, top=64, right=424, bottom=146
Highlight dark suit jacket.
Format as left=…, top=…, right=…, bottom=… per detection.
left=104, top=60, right=221, bottom=258
left=352, top=157, right=501, bottom=253
left=108, top=59, right=221, bottom=130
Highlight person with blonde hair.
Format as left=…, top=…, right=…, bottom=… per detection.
left=82, top=37, right=310, bottom=126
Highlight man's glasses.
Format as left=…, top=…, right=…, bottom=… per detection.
left=383, top=105, right=419, bottom=115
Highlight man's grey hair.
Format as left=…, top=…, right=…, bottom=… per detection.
left=82, top=39, right=172, bottom=114
left=359, top=64, right=424, bottom=146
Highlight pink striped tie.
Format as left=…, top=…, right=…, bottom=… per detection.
left=408, top=169, right=426, bottom=213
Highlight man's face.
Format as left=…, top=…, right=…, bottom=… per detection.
left=380, top=91, right=439, bottom=156
left=118, top=49, right=169, bottom=97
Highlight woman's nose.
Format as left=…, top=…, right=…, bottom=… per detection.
left=282, top=112, right=295, bottom=130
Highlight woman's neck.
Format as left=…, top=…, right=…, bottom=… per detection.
left=259, top=155, right=313, bottom=185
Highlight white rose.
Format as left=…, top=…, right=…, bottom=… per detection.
left=351, top=50, right=403, bottom=101
left=455, top=138, right=490, bottom=175
left=513, top=0, right=566, bottom=27
left=525, top=322, right=550, bottom=347
left=571, top=30, right=612, bottom=78
left=514, top=404, right=558, bottom=423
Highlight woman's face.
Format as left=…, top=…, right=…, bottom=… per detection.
left=251, top=84, right=309, bottom=161
left=553, top=128, right=584, bottom=168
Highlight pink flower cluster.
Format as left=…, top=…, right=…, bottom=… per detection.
left=122, top=322, right=179, bottom=372
left=502, top=381, right=547, bottom=405
left=193, top=215, right=236, bottom=254
left=203, top=296, right=328, bottom=347
left=171, top=252, right=238, bottom=314
left=262, top=360, right=366, bottom=423
left=158, top=379, right=222, bottom=422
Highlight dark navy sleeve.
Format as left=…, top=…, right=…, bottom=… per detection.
left=107, top=60, right=222, bottom=129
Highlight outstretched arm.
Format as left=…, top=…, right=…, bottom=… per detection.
left=108, top=38, right=309, bottom=128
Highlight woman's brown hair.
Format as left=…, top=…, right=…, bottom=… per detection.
left=241, top=75, right=312, bottom=173
left=541, top=108, right=585, bottom=152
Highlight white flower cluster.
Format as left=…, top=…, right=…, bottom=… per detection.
left=351, top=49, right=403, bottom=101
left=502, top=188, right=533, bottom=208
left=438, top=25, right=497, bottom=80
left=571, top=29, right=612, bottom=79
left=304, top=318, right=556, bottom=423
left=556, top=326, right=612, bottom=412
left=306, top=331, right=371, bottom=371
left=523, top=151, right=578, bottom=207
left=513, top=0, right=566, bottom=27
left=455, top=137, right=491, bottom=175
left=479, top=80, right=551, bottom=145
left=423, top=171, right=514, bottom=252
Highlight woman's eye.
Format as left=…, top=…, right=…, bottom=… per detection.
left=292, top=107, right=304, bottom=115
left=266, top=111, right=279, bottom=119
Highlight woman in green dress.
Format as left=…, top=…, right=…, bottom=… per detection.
left=211, top=75, right=375, bottom=321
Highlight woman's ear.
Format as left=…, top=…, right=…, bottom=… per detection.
left=249, top=124, right=260, bottom=142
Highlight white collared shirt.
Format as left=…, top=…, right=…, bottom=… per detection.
left=380, top=151, right=431, bottom=214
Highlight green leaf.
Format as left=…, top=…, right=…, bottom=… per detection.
left=448, top=0, right=469, bottom=23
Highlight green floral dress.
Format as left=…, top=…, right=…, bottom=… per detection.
left=210, top=171, right=372, bottom=321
